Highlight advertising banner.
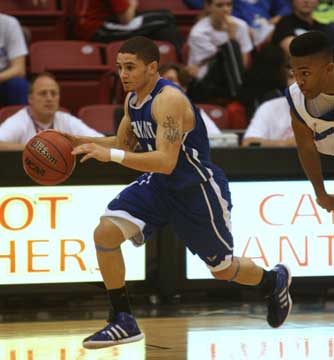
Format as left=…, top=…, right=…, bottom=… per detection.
left=0, top=185, right=145, bottom=284
left=187, top=180, right=334, bottom=279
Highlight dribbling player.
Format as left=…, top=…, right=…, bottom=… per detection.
left=66, top=36, right=292, bottom=349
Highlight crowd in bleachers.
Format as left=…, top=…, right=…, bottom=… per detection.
left=0, top=0, right=333, bottom=149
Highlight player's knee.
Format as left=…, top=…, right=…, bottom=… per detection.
left=93, top=217, right=125, bottom=248
left=211, top=260, right=237, bottom=281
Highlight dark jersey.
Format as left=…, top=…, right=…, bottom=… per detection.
left=128, top=78, right=222, bottom=190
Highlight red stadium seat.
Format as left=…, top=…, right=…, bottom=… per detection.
left=197, top=104, right=229, bottom=129
left=0, top=0, right=67, bottom=42
left=0, top=105, right=25, bottom=124
left=29, top=41, right=112, bottom=114
left=77, top=104, right=122, bottom=135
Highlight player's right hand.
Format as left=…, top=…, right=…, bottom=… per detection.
left=316, top=194, right=334, bottom=212
left=57, top=132, right=82, bottom=148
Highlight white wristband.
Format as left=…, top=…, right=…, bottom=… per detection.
left=109, top=148, right=125, bottom=163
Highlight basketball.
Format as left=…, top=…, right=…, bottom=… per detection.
left=22, top=130, right=76, bottom=185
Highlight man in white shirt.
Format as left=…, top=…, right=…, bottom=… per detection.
left=186, top=0, right=253, bottom=102
left=187, top=0, right=253, bottom=77
left=0, top=72, right=104, bottom=150
left=242, top=96, right=295, bottom=146
left=0, top=13, right=29, bottom=106
left=242, top=68, right=296, bottom=147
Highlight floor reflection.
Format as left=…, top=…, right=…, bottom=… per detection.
left=0, top=313, right=333, bottom=360
left=188, top=326, right=334, bottom=360
left=0, top=335, right=145, bottom=360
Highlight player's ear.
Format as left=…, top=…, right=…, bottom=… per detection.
left=148, top=61, right=158, bottom=75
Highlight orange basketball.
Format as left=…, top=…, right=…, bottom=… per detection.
left=22, top=130, right=76, bottom=185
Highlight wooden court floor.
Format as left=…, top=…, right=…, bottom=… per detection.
left=0, top=311, right=333, bottom=360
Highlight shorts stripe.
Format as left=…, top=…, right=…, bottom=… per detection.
left=208, top=177, right=232, bottom=232
left=199, top=182, right=233, bottom=251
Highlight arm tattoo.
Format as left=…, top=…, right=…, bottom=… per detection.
left=123, top=124, right=136, bottom=148
left=163, top=115, right=180, bottom=143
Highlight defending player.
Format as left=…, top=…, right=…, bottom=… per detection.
left=66, top=36, right=292, bottom=349
left=287, top=31, right=334, bottom=212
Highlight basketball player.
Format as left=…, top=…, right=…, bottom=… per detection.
left=67, top=36, right=292, bottom=349
left=287, top=31, right=334, bottom=212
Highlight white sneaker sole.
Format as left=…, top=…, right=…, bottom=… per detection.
left=83, top=332, right=145, bottom=349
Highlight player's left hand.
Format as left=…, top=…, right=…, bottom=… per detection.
left=72, top=143, right=111, bottom=163
left=316, top=194, right=334, bottom=212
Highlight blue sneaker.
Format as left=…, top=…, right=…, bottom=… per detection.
left=266, top=264, right=292, bottom=328
left=83, top=312, right=144, bottom=349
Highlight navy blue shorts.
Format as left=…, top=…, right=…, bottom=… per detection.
left=105, top=171, right=234, bottom=271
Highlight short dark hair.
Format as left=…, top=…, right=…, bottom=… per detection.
left=289, top=31, right=333, bottom=60
left=118, top=36, right=160, bottom=64
left=29, top=71, right=58, bottom=94
left=159, top=63, right=193, bottom=89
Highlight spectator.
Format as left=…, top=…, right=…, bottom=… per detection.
left=159, top=63, right=223, bottom=138
left=232, top=0, right=291, bottom=47
left=0, top=13, right=29, bottom=107
left=241, top=69, right=296, bottom=147
left=183, top=0, right=292, bottom=46
left=187, top=0, right=253, bottom=102
left=272, top=0, right=334, bottom=57
left=313, top=1, right=334, bottom=24
left=74, top=0, right=184, bottom=60
left=0, top=72, right=104, bottom=151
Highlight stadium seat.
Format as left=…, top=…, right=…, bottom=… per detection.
left=77, top=104, right=122, bottom=135
left=197, top=104, right=229, bottom=129
left=29, top=41, right=112, bottom=114
left=0, top=105, right=25, bottom=124
left=0, top=0, right=67, bottom=42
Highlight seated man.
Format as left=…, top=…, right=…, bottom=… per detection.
left=0, top=72, right=104, bottom=150
left=0, top=13, right=29, bottom=106
left=187, top=0, right=253, bottom=102
left=242, top=70, right=296, bottom=147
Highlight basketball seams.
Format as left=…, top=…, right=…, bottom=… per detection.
left=25, top=145, right=66, bottom=175
left=35, top=134, right=73, bottom=170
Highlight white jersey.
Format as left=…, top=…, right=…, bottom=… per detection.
left=286, top=82, right=334, bottom=155
left=0, top=107, right=104, bottom=144
left=0, top=14, right=28, bottom=71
